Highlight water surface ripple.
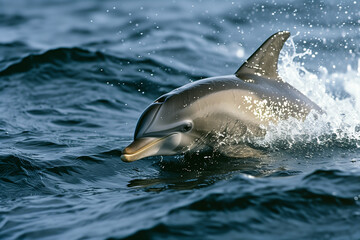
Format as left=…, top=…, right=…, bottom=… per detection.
left=0, top=0, right=360, bottom=239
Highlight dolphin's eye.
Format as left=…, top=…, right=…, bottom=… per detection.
left=181, top=122, right=193, bottom=132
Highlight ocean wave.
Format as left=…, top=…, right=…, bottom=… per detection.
left=0, top=47, right=109, bottom=76
left=0, top=46, right=194, bottom=97
left=0, top=13, right=28, bottom=27
left=0, top=154, right=50, bottom=198
left=0, top=154, right=42, bottom=179
left=119, top=169, right=360, bottom=239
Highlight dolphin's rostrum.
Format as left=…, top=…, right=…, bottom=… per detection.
left=121, top=31, right=322, bottom=162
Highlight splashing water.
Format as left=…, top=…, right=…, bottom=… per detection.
left=257, top=36, right=360, bottom=150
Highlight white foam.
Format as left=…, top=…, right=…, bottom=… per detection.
left=256, top=36, right=360, bottom=149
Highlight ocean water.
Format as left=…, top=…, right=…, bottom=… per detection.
left=1, top=0, right=360, bottom=239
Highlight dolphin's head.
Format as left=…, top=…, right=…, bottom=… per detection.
left=121, top=93, right=199, bottom=162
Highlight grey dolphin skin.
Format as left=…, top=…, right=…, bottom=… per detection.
left=121, top=31, right=322, bottom=162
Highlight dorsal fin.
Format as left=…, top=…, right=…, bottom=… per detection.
left=235, top=31, right=290, bottom=80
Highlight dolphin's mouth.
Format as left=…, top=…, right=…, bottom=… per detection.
left=121, top=136, right=171, bottom=162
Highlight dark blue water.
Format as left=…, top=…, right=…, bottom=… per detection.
left=1, top=0, right=360, bottom=239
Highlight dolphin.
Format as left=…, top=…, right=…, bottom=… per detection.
left=121, top=31, right=322, bottom=162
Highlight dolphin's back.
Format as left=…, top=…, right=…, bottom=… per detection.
left=166, top=74, right=321, bottom=118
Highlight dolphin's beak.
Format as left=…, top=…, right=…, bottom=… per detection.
left=121, top=137, right=168, bottom=162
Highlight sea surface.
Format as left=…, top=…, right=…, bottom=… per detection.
left=1, top=0, right=360, bottom=239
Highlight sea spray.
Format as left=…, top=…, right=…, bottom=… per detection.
left=256, top=37, right=360, bottom=150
